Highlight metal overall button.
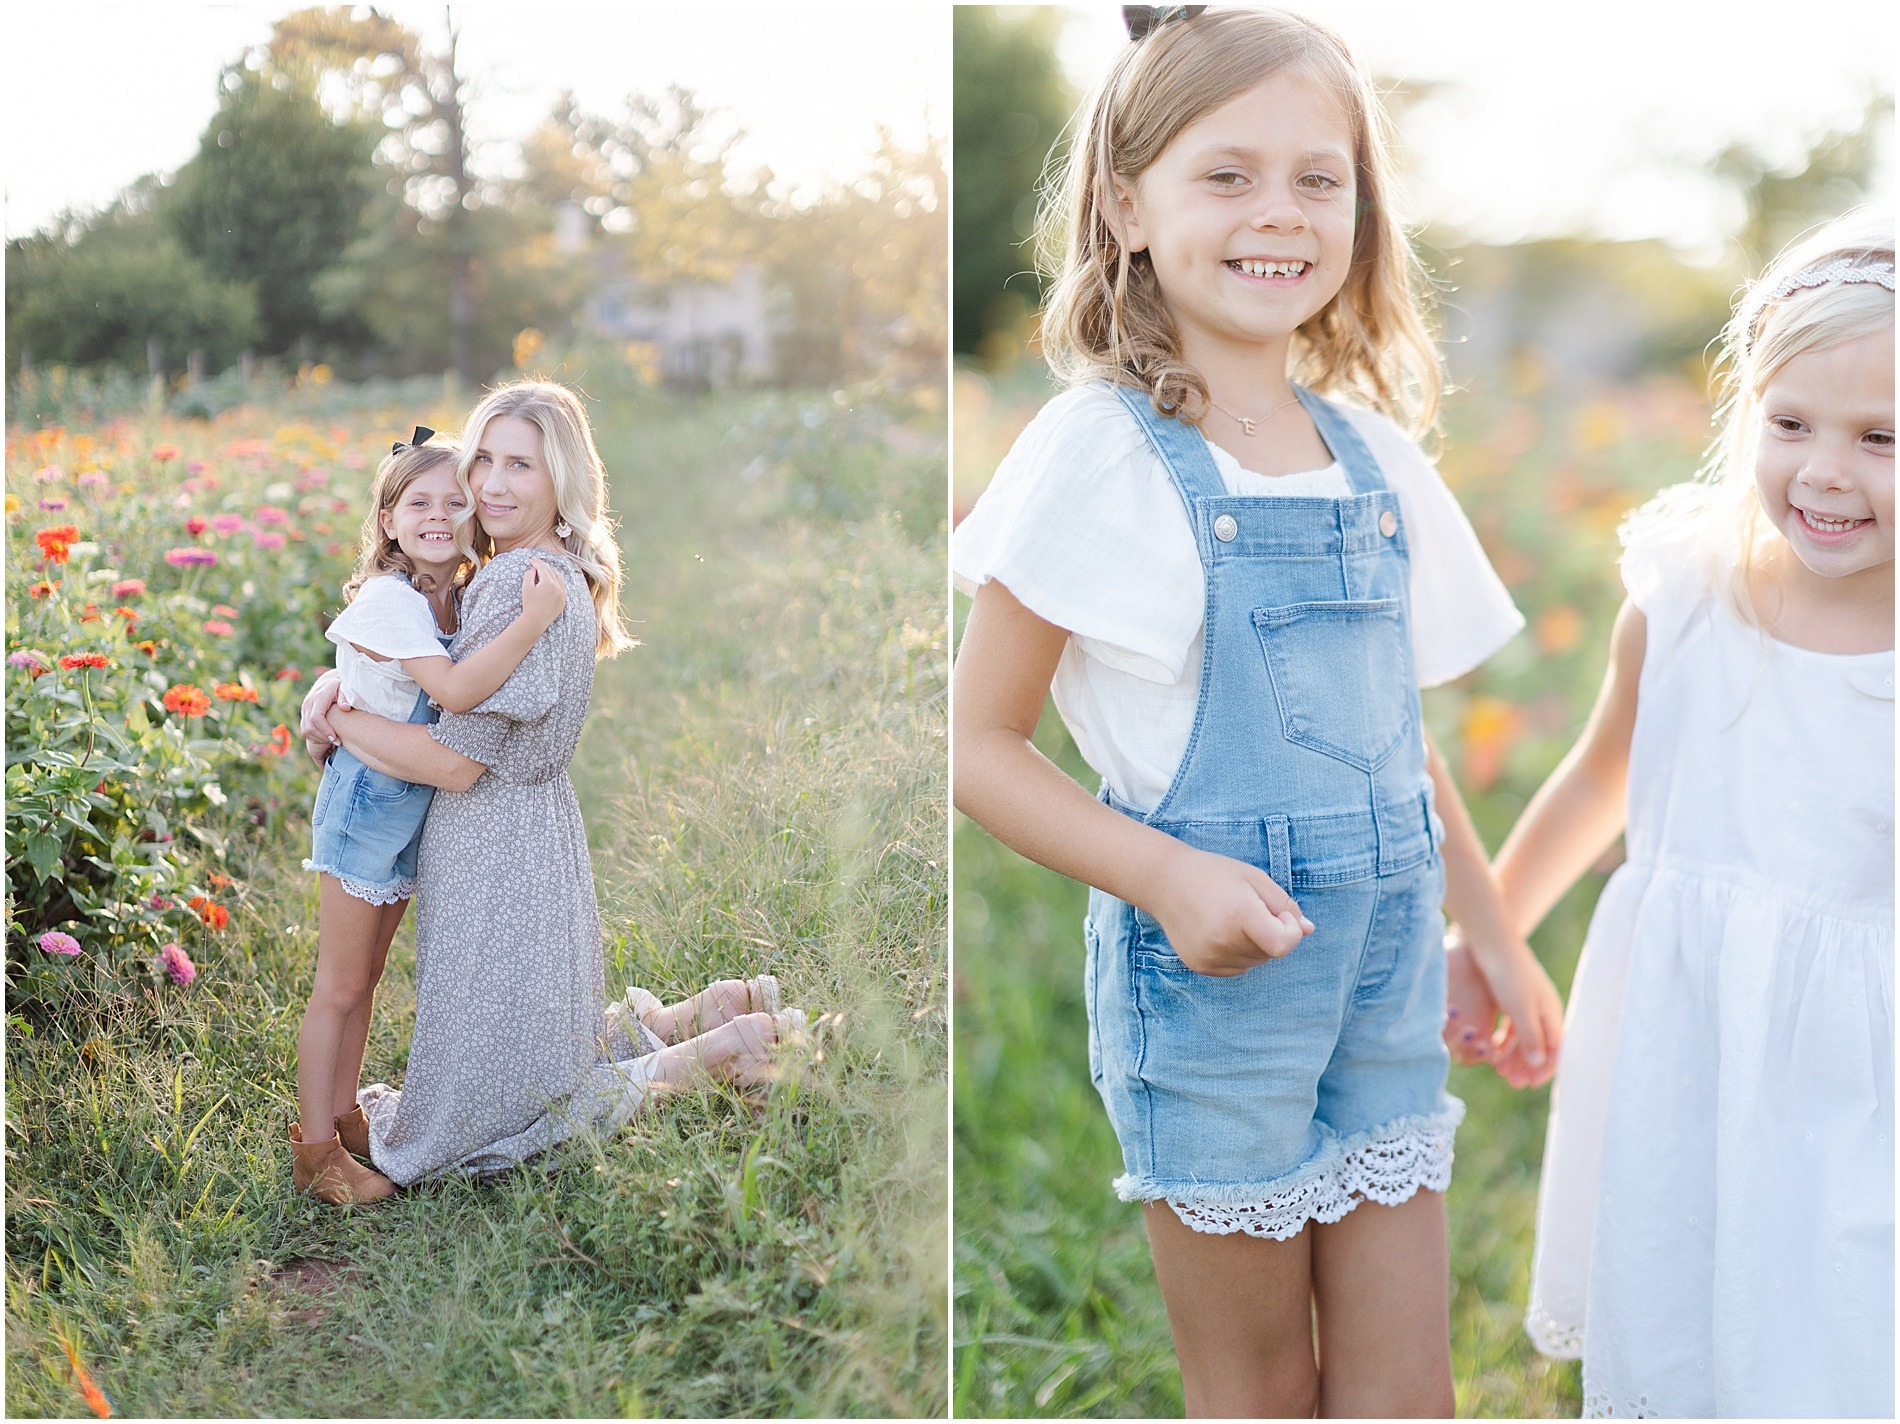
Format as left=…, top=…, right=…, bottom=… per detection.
left=1213, top=514, right=1239, bottom=542
left=1379, top=510, right=1399, bottom=537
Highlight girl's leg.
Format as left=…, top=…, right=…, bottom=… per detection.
left=1309, top=1190, right=1454, bottom=1417
left=329, top=897, right=407, bottom=1120
left=1142, top=1201, right=1319, bottom=1417
left=642, top=977, right=778, bottom=1044
left=296, top=877, right=395, bottom=1142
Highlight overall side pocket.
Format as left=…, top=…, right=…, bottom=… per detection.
left=1253, top=600, right=1414, bottom=772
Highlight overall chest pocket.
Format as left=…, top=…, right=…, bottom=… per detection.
left=1252, top=599, right=1413, bottom=772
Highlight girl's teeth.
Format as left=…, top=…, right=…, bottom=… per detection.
left=1232, top=259, right=1308, bottom=278
left=1802, top=510, right=1867, bottom=533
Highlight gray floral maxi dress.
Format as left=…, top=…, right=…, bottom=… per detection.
left=358, top=546, right=663, bottom=1185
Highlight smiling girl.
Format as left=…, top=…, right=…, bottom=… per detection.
left=293, top=430, right=566, bottom=1204
left=1487, top=211, right=1894, bottom=1416
left=952, top=6, right=1559, bottom=1413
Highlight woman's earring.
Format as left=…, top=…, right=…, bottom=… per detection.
left=554, top=519, right=572, bottom=540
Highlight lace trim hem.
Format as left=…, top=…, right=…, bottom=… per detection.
left=1583, top=1388, right=1663, bottom=1417
left=1115, top=1101, right=1465, bottom=1241
left=1524, top=1299, right=1585, bottom=1359
left=303, top=861, right=417, bottom=906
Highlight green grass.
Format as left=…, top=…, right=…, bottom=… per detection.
left=6, top=386, right=948, bottom=1417
left=951, top=703, right=1599, bottom=1418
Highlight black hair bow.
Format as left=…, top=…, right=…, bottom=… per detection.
left=391, top=424, right=436, bottom=455
left=1123, top=5, right=1205, bottom=41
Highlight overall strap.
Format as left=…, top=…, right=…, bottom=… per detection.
left=1112, top=382, right=1227, bottom=514
left=1293, top=386, right=1389, bottom=495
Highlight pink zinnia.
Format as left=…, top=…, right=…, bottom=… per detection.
left=37, top=931, right=81, bottom=956
left=165, top=547, right=217, bottom=567
left=34, top=465, right=64, bottom=483
left=253, top=531, right=286, bottom=551
left=254, top=506, right=288, bottom=525
left=158, top=942, right=197, bottom=986
left=186, top=460, right=208, bottom=475
left=9, top=650, right=49, bottom=671
left=203, top=619, right=234, bottom=637
left=111, top=579, right=145, bottom=598
left=39, top=497, right=68, bottom=511
left=78, top=471, right=108, bottom=489
left=210, top=513, right=244, bottom=535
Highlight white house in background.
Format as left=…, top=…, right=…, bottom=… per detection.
left=588, top=269, right=777, bottom=390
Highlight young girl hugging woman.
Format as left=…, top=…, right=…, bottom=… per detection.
left=952, top=7, right=1563, bottom=1414
left=292, top=429, right=567, bottom=1204
left=1484, top=211, right=1894, bottom=1417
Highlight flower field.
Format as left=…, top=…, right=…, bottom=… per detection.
left=6, top=406, right=413, bottom=1019
left=951, top=363, right=1719, bottom=1417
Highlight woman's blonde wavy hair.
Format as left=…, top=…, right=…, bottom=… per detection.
left=1036, top=5, right=1442, bottom=436
left=342, top=438, right=471, bottom=604
left=453, top=380, right=634, bottom=659
left=1621, top=207, right=1893, bottom=627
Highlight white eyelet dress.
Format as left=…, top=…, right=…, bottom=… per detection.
left=1525, top=531, right=1894, bottom=1418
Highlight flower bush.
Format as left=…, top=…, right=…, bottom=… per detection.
left=5, top=404, right=442, bottom=1016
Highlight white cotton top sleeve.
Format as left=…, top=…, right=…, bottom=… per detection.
left=325, top=574, right=451, bottom=722
left=952, top=384, right=1525, bottom=809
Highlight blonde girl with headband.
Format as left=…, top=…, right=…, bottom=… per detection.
left=300, top=380, right=800, bottom=1190
left=953, top=6, right=1561, bottom=1412
left=1479, top=211, right=1894, bottom=1416
left=294, top=429, right=567, bottom=1204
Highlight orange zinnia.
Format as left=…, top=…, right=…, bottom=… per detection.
left=186, top=896, right=229, bottom=929
left=59, top=654, right=108, bottom=671
left=162, top=684, right=211, bottom=717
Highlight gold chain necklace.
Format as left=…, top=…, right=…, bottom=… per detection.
left=1207, top=391, right=1302, bottom=436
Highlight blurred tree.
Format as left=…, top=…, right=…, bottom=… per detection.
left=165, top=63, right=379, bottom=357
left=6, top=186, right=259, bottom=377
left=953, top=6, right=1073, bottom=367
left=768, top=130, right=947, bottom=385
left=1713, top=95, right=1891, bottom=268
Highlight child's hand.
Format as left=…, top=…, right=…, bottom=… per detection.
left=1150, top=845, right=1315, bottom=977
left=520, top=557, right=565, bottom=631
left=1461, top=926, right=1565, bottom=1089
left=1443, top=928, right=1500, bottom=1068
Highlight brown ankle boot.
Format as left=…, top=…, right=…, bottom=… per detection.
left=290, top=1124, right=396, bottom=1204
left=334, top=1103, right=371, bottom=1160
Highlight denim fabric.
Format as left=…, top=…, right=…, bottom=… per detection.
left=1084, top=384, right=1459, bottom=1219
left=306, top=685, right=440, bottom=902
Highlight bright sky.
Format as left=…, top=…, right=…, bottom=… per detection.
left=2, top=1, right=947, bottom=239
left=1056, top=0, right=1895, bottom=259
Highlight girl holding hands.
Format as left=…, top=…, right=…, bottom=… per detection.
left=953, top=7, right=1560, bottom=1414
left=1475, top=212, right=1894, bottom=1417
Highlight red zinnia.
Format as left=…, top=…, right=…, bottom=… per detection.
left=267, top=723, right=294, bottom=756
left=185, top=895, right=229, bottom=929
left=185, top=516, right=208, bottom=536
left=59, top=654, right=108, bottom=671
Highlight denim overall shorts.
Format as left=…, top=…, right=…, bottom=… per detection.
left=304, top=669, right=445, bottom=906
left=1085, top=384, right=1462, bottom=1239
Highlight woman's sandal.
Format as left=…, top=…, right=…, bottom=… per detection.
left=289, top=1123, right=396, bottom=1204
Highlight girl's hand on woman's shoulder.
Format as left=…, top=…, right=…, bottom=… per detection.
left=1149, top=846, right=1314, bottom=977
left=520, top=557, right=566, bottom=632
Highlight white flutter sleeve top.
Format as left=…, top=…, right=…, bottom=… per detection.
left=324, top=573, right=450, bottom=722
left=953, top=384, right=1525, bottom=809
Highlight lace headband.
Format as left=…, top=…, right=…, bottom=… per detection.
left=1747, top=256, right=1896, bottom=352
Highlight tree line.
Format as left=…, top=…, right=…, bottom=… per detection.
left=7, top=6, right=944, bottom=390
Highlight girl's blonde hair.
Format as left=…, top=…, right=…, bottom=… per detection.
left=1623, top=207, right=1894, bottom=626
left=343, top=438, right=471, bottom=603
left=454, top=380, right=634, bottom=658
left=1036, top=5, right=1441, bottom=435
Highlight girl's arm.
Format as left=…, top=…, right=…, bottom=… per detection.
left=1429, top=733, right=1565, bottom=1086
left=329, top=703, right=485, bottom=792
left=954, top=578, right=1311, bottom=978
left=1447, top=597, right=1645, bottom=1083
left=1492, top=598, right=1645, bottom=935
left=396, top=559, right=566, bottom=714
